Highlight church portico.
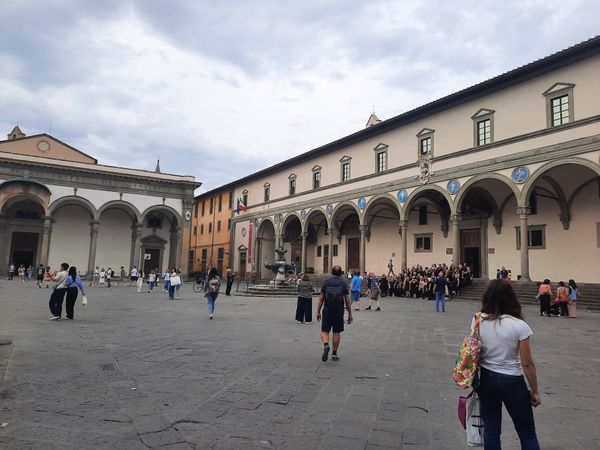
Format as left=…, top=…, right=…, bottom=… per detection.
left=0, top=128, right=199, bottom=276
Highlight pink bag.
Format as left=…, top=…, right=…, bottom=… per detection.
left=458, top=390, right=473, bottom=429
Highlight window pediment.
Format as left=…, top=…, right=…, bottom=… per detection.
left=288, top=173, right=297, bottom=180
left=263, top=182, right=270, bottom=188
left=416, top=128, right=434, bottom=137
left=339, top=155, right=352, bottom=162
left=312, top=165, right=321, bottom=172
left=542, top=82, right=575, bottom=97
left=373, top=143, right=388, bottom=152
left=471, top=108, right=495, bottom=119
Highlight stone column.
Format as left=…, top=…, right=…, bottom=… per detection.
left=450, top=214, right=462, bottom=266
left=328, top=227, right=334, bottom=270
left=39, top=216, right=53, bottom=267
left=399, top=220, right=408, bottom=270
left=169, top=227, right=180, bottom=270
left=300, top=232, right=308, bottom=273
left=130, top=223, right=142, bottom=270
left=517, top=206, right=531, bottom=282
left=86, top=220, right=100, bottom=279
left=359, top=225, right=368, bottom=275
left=254, top=237, right=262, bottom=274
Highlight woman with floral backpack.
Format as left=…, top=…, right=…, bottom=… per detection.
left=476, top=280, right=541, bottom=450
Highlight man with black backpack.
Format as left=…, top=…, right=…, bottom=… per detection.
left=36, top=264, right=44, bottom=288
left=316, top=265, right=353, bottom=362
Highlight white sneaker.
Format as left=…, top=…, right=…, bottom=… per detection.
left=209, top=315, right=214, bottom=320
left=49, top=316, right=60, bottom=320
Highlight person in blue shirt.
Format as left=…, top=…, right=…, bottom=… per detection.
left=350, top=269, right=362, bottom=311
left=65, top=266, right=86, bottom=320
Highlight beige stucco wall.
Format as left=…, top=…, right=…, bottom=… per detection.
left=0, top=137, right=97, bottom=164
left=95, top=209, right=133, bottom=271
left=48, top=205, right=92, bottom=272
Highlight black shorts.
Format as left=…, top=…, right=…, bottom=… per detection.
left=321, top=311, right=344, bottom=333
left=131, top=276, right=138, bottom=281
left=36, top=275, right=43, bottom=281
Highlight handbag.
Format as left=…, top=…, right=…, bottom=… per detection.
left=170, top=275, right=182, bottom=286
left=81, top=295, right=88, bottom=306
left=452, top=313, right=481, bottom=389
left=466, top=391, right=484, bottom=446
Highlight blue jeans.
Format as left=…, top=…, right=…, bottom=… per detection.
left=168, top=284, right=175, bottom=299
left=477, top=367, right=540, bottom=450
left=207, top=292, right=218, bottom=314
left=435, top=291, right=445, bottom=312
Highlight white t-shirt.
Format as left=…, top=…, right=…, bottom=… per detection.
left=479, top=314, right=533, bottom=376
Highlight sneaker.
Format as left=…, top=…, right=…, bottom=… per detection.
left=209, top=315, right=214, bottom=320
left=297, top=321, right=303, bottom=324
left=65, top=317, right=73, bottom=320
left=354, top=308, right=360, bottom=311
left=376, top=307, right=381, bottom=311
left=305, top=321, right=312, bottom=324
left=331, top=354, right=339, bottom=361
left=321, top=344, right=330, bottom=362
left=365, top=306, right=372, bottom=310
left=49, top=316, right=60, bottom=320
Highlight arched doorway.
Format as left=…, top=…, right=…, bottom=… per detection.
left=141, top=206, right=181, bottom=275
left=281, top=214, right=302, bottom=271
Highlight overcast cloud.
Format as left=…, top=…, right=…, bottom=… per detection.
left=1, top=0, right=598, bottom=193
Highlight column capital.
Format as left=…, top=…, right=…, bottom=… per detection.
left=516, top=206, right=531, bottom=219
left=359, top=224, right=369, bottom=233
left=398, top=220, right=408, bottom=230
left=450, top=214, right=462, bottom=224
left=90, top=220, right=100, bottom=234
left=301, top=232, right=308, bottom=239
left=328, top=227, right=335, bottom=235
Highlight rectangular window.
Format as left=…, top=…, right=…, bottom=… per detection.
left=418, top=205, right=428, bottom=225
left=317, top=245, right=322, bottom=257
left=218, top=194, right=222, bottom=212
left=289, top=179, right=296, bottom=196
left=477, top=119, right=491, bottom=146
left=551, top=94, right=570, bottom=126
left=515, top=225, right=546, bottom=249
left=208, top=223, right=212, bottom=233
left=342, top=162, right=350, bottom=181
left=217, top=247, right=224, bottom=260
left=200, top=224, right=204, bottom=234
left=333, top=245, right=338, bottom=257
left=209, top=198, right=214, bottom=214
left=193, top=225, right=197, bottom=235
left=420, top=137, right=432, bottom=156
left=242, top=192, right=248, bottom=207
left=201, top=201, right=205, bottom=216
left=194, top=203, right=198, bottom=218
left=376, top=151, right=387, bottom=173
left=264, top=186, right=270, bottom=202
left=414, top=234, right=432, bottom=252
left=217, top=220, right=221, bottom=232
left=227, top=218, right=231, bottom=230
left=201, top=249, right=207, bottom=268
left=228, top=192, right=233, bottom=209
left=313, top=171, right=320, bottom=189
left=188, top=250, right=194, bottom=264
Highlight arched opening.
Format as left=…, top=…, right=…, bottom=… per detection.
left=49, top=203, right=94, bottom=272
left=96, top=204, right=138, bottom=274
left=0, top=198, right=45, bottom=269
left=331, top=203, right=361, bottom=273
left=364, top=197, right=400, bottom=274
left=281, top=214, right=302, bottom=270
left=141, top=208, right=181, bottom=275
left=523, top=162, right=600, bottom=282
left=256, top=219, right=276, bottom=278
left=304, top=209, right=329, bottom=275
left=404, top=188, right=452, bottom=271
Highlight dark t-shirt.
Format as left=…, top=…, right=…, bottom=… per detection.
left=321, top=276, right=348, bottom=314
left=435, top=277, right=447, bottom=292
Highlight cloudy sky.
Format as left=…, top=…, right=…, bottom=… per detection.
left=1, top=1, right=598, bottom=193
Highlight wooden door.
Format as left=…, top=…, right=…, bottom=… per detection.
left=347, top=238, right=359, bottom=272
left=239, top=251, right=247, bottom=279
left=461, top=229, right=481, bottom=277
left=144, top=248, right=161, bottom=274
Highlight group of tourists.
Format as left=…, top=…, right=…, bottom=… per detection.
left=537, top=278, right=578, bottom=318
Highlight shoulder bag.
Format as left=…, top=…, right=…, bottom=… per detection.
left=452, top=313, right=482, bottom=389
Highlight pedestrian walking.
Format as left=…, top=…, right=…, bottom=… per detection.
left=167, top=268, right=178, bottom=299
left=130, top=266, right=138, bottom=286
left=295, top=274, right=313, bottom=323
left=475, top=279, right=541, bottom=449
left=204, top=267, right=221, bottom=319
left=568, top=279, right=578, bottom=318
left=365, top=274, right=380, bottom=310
left=18, top=265, right=25, bottom=281
left=36, top=264, right=44, bottom=288
left=119, top=266, right=127, bottom=285
left=26, top=265, right=33, bottom=281
left=387, top=259, right=395, bottom=276
left=162, top=270, right=170, bottom=292
left=65, top=266, right=85, bottom=320
left=43, top=266, right=53, bottom=288
left=147, top=270, right=157, bottom=292
left=92, top=266, right=99, bottom=287
left=137, top=272, right=145, bottom=293
left=8, top=263, right=16, bottom=280
left=316, top=265, right=353, bottom=362
left=49, top=263, right=69, bottom=320
left=350, top=269, right=362, bottom=311
left=106, top=266, right=112, bottom=287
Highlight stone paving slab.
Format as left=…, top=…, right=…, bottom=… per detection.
left=0, top=280, right=599, bottom=449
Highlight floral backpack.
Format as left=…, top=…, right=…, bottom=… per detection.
left=453, top=313, right=482, bottom=389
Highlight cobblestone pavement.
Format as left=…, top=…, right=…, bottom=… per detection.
left=0, top=280, right=599, bottom=449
